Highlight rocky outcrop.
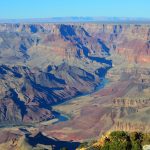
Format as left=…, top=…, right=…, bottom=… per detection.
left=0, top=130, right=80, bottom=150
left=0, top=63, right=102, bottom=124
left=112, top=121, right=150, bottom=133
left=113, top=98, right=150, bottom=109
left=111, top=97, right=150, bottom=132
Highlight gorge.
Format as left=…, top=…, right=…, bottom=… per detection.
left=0, top=23, right=150, bottom=149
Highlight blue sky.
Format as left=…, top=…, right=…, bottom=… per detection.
left=0, top=0, right=149, bottom=19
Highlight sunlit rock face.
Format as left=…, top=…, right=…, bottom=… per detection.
left=83, top=24, right=150, bottom=64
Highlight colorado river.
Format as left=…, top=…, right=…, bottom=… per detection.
left=51, top=77, right=109, bottom=124
left=49, top=45, right=112, bottom=124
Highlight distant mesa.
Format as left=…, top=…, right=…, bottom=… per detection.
left=0, top=17, right=150, bottom=23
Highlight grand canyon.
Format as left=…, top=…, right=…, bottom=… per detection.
left=0, top=23, right=150, bottom=149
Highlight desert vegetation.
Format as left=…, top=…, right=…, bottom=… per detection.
left=77, top=131, right=150, bottom=150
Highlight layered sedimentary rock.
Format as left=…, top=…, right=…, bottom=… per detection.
left=0, top=130, right=80, bottom=150
left=83, top=24, right=150, bottom=64
left=0, top=63, right=102, bottom=124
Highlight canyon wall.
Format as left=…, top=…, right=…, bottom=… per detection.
left=0, top=23, right=150, bottom=128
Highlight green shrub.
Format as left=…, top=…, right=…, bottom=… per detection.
left=101, top=131, right=132, bottom=150
left=78, top=131, right=150, bottom=150
left=78, top=142, right=89, bottom=148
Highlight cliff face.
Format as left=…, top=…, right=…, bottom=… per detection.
left=0, top=63, right=101, bottom=123
left=113, top=98, right=150, bottom=108
left=0, top=24, right=111, bottom=67
left=112, top=121, right=150, bottom=133
left=111, top=97, right=150, bottom=133
left=0, top=130, right=80, bottom=150
left=1, top=24, right=149, bottom=65
left=83, top=24, right=150, bottom=64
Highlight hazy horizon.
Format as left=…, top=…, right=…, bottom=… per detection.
left=0, top=0, right=150, bottom=19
